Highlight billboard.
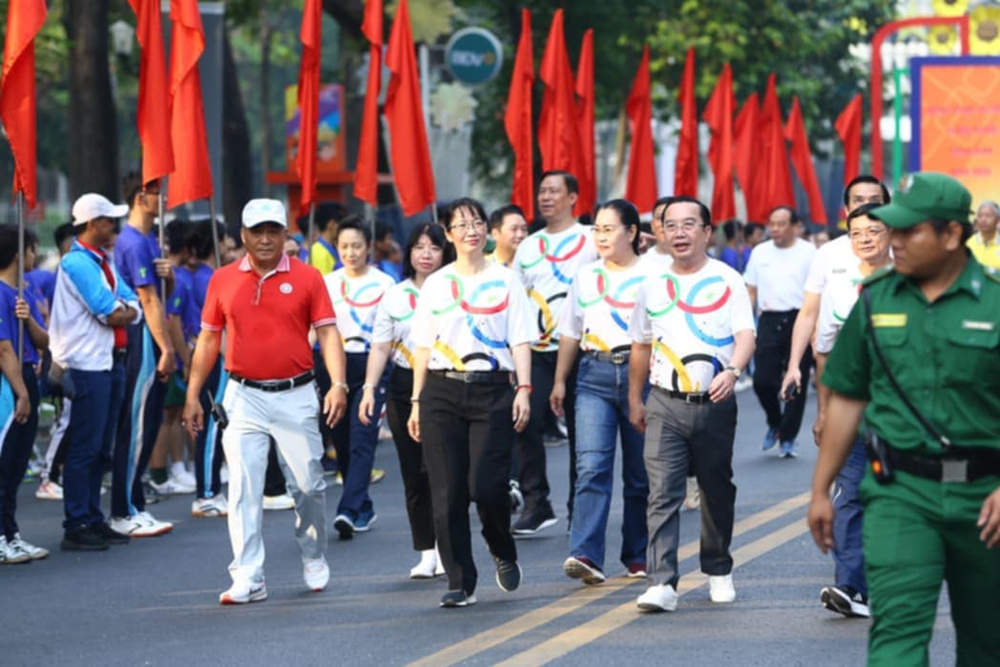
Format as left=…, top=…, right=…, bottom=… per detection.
left=285, top=83, right=346, bottom=176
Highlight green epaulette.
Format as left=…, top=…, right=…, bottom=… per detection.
left=984, top=266, right=1000, bottom=284
left=861, top=265, right=895, bottom=286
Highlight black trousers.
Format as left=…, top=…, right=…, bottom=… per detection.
left=752, top=310, right=812, bottom=442
left=420, top=373, right=517, bottom=594
left=386, top=367, right=435, bottom=551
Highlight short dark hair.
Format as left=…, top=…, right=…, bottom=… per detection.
left=846, top=203, right=882, bottom=230
left=664, top=195, right=713, bottom=228
left=54, top=222, right=75, bottom=249
left=744, top=222, right=765, bottom=240
left=538, top=170, right=579, bottom=195
left=768, top=205, right=801, bottom=224
left=374, top=221, right=393, bottom=243
left=336, top=214, right=373, bottom=245
left=302, top=201, right=350, bottom=234
left=185, top=219, right=226, bottom=261
left=721, top=219, right=742, bottom=241
left=402, top=223, right=451, bottom=279
left=0, top=225, right=38, bottom=270
left=652, top=196, right=675, bottom=223
left=443, top=197, right=488, bottom=230
left=166, top=220, right=190, bottom=255
left=121, top=170, right=159, bottom=209
left=843, top=174, right=891, bottom=207
left=594, top=199, right=641, bottom=254
left=488, top=204, right=525, bottom=233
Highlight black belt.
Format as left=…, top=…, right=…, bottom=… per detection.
left=655, top=386, right=712, bottom=405
left=586, top=350, right=630, bottom=365
left=230, top=371, right=315, bottom=392
left=888, top=445, right=1000, bottom=483
left=431, top=370, right=511, bottom=385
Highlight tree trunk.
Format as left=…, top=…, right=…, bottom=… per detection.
left=222, top=31, right=253, bottom=241
left=63, top=0, right=119, bottom=200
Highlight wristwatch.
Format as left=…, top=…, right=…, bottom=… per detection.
left=724, top=365, right=741, bottom=379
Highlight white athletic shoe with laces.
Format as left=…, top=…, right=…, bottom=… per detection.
left=304, top=557, right=330, bottom=592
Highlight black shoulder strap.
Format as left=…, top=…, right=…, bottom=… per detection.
left=861, top=287, right=953, bottom=450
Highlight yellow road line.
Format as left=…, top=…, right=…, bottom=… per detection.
left=408, top=492, right=810, bottom=667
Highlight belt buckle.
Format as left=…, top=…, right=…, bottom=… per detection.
left=684, top=393, right=699, bottom=405
left=610, top=352, right=627, bottom=365
left=941, top=459, right=968, bottom=483
left=462, top=373, right=475, bottom=384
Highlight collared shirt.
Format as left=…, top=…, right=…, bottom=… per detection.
left=114, top=224, right=161, bottom=293
left=513, top=222, right=599, bottom=352
left=411, top=262, right=534, bottom=372
left=309, top=237, right=342, bottom=275
left=814, top=259, right=864, bottom=355
left=630, top=258, right=756, bottom=392
left=804, top=234, right=855, bottom=297
left=559, top=258, right=649, bottom=353
left=49, top=241, right=142, bottom=371
left=744, top=238, right=816, bottom=312
left=372, top=278, right=421, bottom=369
left=201, top=254, right=336, bottom=380
left=0, top=281, right=45, bottom=365
left=966, top=232, right=1000, bottom=270
left=823, top=259, right=1000, bottom=453
left=324, top=266, right=396, bottom=353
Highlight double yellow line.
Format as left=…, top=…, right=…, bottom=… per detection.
left=409, top=492, right=811, bottom=667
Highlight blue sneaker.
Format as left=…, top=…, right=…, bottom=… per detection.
left=779, top=441, right=797, bottom=458
left=354, top=509, right=378, bottom=532
left=762, top=427, right=779, bottom=451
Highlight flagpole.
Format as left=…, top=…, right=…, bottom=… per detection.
left=208, top=197, right=222, bottom=267
left=158, top=185, right=167, bottom=297
left=307, top=202, right=316, bottom=267
left=16, top=191, right=25, bottom=365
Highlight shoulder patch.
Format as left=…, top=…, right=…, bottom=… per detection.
left=862, top=265, right=895, bottom=286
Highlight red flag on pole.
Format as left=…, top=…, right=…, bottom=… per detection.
left=296, top=0, right=322, bottom=213
left=128, top=0, right=174, bottom=184
left=167, top=0, right=213, bottom=208
left=835, top=94, right=862, bottom=192
left=384, top=0, right=436, bottom=216
left=733, top=93, right=762, bottom=220
left=574, top=29, right=595, bottom=218
left=0, top=0, right=47, bottom=208
left=504, top=8, right=534, bottom=220
left=625, top=45, right=657, bottom=215
left=785, top=96, right=827, bottom=224
left=702, top=63, right=736, bottom=222
left=354, top=0, right=382, bottom=207
left=538, top=9, right=582, bottom=175
left=757, top=74, right=794, bottom=215
left=673, top=46, right=698, bottom=197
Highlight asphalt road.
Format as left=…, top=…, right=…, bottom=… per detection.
left=3, top=388, right=957, bottom=666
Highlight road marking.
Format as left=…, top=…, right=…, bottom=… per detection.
left=408, top=491, right=810, bottom=667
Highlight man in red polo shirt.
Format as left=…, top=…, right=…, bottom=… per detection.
left=183, top=198, right=348, bottom=605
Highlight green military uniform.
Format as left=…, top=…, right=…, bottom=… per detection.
left=823, top=172, right=1000, bottom=667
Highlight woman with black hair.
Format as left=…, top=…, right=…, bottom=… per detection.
left=359, top=223, right=449, bottom=579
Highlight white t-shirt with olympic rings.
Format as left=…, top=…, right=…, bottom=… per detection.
left=371, top=278, right=421, bottom=369
left=559, top=258, right=650, bottom=353
left=629, top=258, right=756, bottom=393
left=325, top=266, right=396, bottom=353
left=411, top=262, right=534, bottom=372
left=513, top=222, right=599, bottom=353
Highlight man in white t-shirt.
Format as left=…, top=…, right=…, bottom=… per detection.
left=744, top=206, right=816, bottom=458
left=628, top=196, right=756, bottom=612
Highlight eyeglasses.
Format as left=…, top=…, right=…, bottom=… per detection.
left=592, top=225, right=625, bottom=236
left=449, top=219, right=487, bottom=235
left=849, top=227, right=887, bottom=241
left=662, top=219, right=702, bottom=234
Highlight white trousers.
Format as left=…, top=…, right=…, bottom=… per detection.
left=221, top=380, right=327, bottom=586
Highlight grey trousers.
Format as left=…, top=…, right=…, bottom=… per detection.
left=644, top=388, right=737, bottom=588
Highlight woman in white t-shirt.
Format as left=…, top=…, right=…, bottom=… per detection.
left=323, top=216, right=396, bottom=539
left=358, top=223, right=449, bottom=579
left=407, top=198, right=533, bottom=609
left=550, top=199, right=651, bottom=586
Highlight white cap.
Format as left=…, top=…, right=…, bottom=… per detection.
left=72, top=193, right=129, bottom=226
left=242, top=198, right=288, bottom=228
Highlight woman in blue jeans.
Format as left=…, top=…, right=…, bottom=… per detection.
left=550, top=199, right=650, bottom=584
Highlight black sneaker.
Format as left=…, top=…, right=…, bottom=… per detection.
left=439, top=590, right=477, bottom=608
left=60, top=527, right=109, bottom=552
left=91, top=522, right=131, bottom=545
left=495, top=558, right=522, bottom=592
left=512, top=507, right=558, bottom=535
left=820, top=585, right=870, bottom=618
left=333, top=514, right=355, bottom=540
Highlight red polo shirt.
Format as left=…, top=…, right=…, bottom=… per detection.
left=201, top=254, right=336, bottom=380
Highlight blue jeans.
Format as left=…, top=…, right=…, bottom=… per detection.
left=833, top=439, right=867, bottom=595
left=569, top=354, right=649, bottom=570
left=334, top=353, right=389, bottom=519
left=63, top=361, right=125, bottom=531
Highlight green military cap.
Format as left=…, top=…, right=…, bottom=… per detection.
left=869, top=171, right=973, bottom=229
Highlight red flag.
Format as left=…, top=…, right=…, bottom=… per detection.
left=835, top=94, right=862, bottom=192
left=354, top=0, right=382, bottom=206
left=625, top=45, right=657, bottom=214
left=785, top=96, right=827, bottom=224
left=167, top=0, right=213, bottom=208
left=757, top=74, right=794, bottom=216
left=384, top=0, right=436, bottom=216
left=733, top=93, right=762, bottom=220
left=574, top=29, right=595, bottom=218
left=673, top=46, right=698, bottom=197
left=702, top=63, right=736, bottom=222
left=0, top=0, right=47, bottom=208
left=504, top=9, right=534, bottom=220
left=538, top=9, right=582, bottom=176
left=128, top=0, right=174, bottom=184
left=296, top=0, right=322, bottom=212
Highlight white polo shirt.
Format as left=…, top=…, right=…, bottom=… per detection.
left=815, top=260, right=865, bottom=355
left=804, top=234, right=855, bottom=297
left=371, top=278, right=421, bottom=369
left=559, top=259, right=650, bottom=353
left=744, top=238, right=816, bottom=312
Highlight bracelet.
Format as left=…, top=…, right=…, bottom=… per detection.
left=362, top=383, right=376, bottom=390
left=331, top=381, right=349, bottom=390
left=515, top=384, right=533, bottom=394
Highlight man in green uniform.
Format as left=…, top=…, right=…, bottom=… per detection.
left=807, top=171, right=1000, bottom=666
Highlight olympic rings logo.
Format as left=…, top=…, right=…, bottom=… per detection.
left=432, top=341, right=501, bottom=371
left=577, top=267, right=645, bottom=331
left=389, top=287, right=419, bottom=323
left=431, top=275, right=511, bottom=350
left=517, top=233, right=587, bottom=284
left=646, top=273, right=733, bottom=346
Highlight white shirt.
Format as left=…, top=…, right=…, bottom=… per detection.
left=559, top=259, right=650, bottom=353
left=513, top=223, right=598, bottom=352
left=804, top=234, right=854, bottom=296
left=639, top=246, right=674, bottom=271
left=744, top=239, right=816, bottom=312
left=630, top=258, right=756, bottom=392
left=815, top=260, right=865, bottom=355
left=411, top=262, right=534, bottom=372
left=324, top=267, right=396, bottom=353
left=371, top=279, right=421, bottom=369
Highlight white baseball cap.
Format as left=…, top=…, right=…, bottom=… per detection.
left=72, top=193, right=129, bottom=226
left=242, top=198, right=288, bottom=228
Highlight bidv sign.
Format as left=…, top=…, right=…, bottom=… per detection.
left=445, top=27, right=503, bottom=86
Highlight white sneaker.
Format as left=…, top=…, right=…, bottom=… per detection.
left=410, top=549, right=439, bottom=579
left=35, top=480, right=63, bottom=500
left=262, top=493, right=295, bottom=511
left=136, top=511, right=174, bottom=536
left=151, top=477, right=196, bottom=496
left=10, top=534, right=49, bottom=560
left=220, top=581, right=267, bottom=605
left=709, top=574, right=736, bottom=603
left=170, top=462, right=197, bottom=488
left=110, top=513, right=172, bottom=537
left=0, top=535, right=31, bottom=564
left=304, top=557, right=330, bottom=592
left=191, top=495, right=228, bottom=517
left=683, top=477, right=700, bottom=511
left=637, top=583, right=679, bottom=612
